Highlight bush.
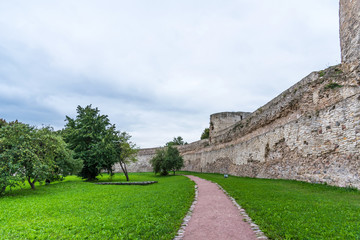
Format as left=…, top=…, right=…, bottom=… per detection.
left=201, top=128, right=210, bottom=139
left=150, top=146, right=184, bottom=176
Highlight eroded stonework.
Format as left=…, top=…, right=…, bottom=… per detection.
left=340, top=0, right=360, bottom=64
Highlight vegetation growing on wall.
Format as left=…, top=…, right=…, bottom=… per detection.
left=324, top=82, right=343, bottom=90
left=200, top=128, right=209, bottom=139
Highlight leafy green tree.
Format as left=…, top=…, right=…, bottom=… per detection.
left=201, top=128, right=210, bottom=139
left=0, top=118, right=6, bottom=128
left=0, top=122, right=79, bottom=191
left=38, top=127, right=83, bottom=181
left=165, top=145, right=184, bottom=175
left=0, top=120, right=22, bottom=194
left=63, top=105, right=116, bottom=180
left=166, top=136, right=187, bottom=147
left=150, top=148, right=167, bottom=175
left=0, top=121, right=46, bottom=190
left=150, top=145, right=184, bottom=176
left=63, top=105, right=136, bottom=181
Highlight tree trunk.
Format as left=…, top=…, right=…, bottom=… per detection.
left=123, top=163, right=129, bottom=181
left=119, top=161, right=130, bottom=181
left=27, top=177, right=35, bottom=190
left=1, top=185, right=6, bottom=194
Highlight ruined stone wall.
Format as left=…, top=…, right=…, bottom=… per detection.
left=126, top=65, right=360, bottom=188
left=340, top=0, right=360, bottom=64
left=181, top=65, right=360, bottom=188
left=209, top=112, right=251, bottom=139
left=113, top=148, right=156, bottom=173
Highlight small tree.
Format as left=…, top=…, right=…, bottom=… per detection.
left=166, top=136, right=187, bottom=147
left=150, top=145, right=184, bottom=176
left=115, top=132, right=138, bottom=181
left=165, top=145, right=184, bottom=175
left=150, top=148, right=167, bottom=175
left=201, top=128, right=209, bottom=139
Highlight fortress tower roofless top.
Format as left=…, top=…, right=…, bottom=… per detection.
left=209, top=1, right=360, bottom=138
left=340, top=0, right=360, bottom=64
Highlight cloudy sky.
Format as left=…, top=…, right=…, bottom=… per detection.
left=0, top=1, right=340, bottom=148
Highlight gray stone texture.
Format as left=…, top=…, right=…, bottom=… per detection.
left=340, top=0, right=360, bottom=64
left=210, top=112, right=251, bottom=141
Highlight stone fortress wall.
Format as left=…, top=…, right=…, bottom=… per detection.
left=209, top=112, right=251, bottom=138
left=117, top=0, right=360, bottom=188
left=340, top=0, right=360, bottom=65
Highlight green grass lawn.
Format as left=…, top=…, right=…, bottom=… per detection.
left=182, top=172, right=360, bottom=240
left=0, top=173, right=194, bottom=240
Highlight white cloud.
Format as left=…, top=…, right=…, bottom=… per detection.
left=0, top=0, right=340, bottom=147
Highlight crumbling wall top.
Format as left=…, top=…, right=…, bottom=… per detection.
left=340, top=0, right=360, bottom=64
left=210, top=112, right=251, bottom=138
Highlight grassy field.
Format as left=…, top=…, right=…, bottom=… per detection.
left=183, top=172, right=360, bottom=239
left=0, top=173, right=194, bottom=240
left=3, top=171, right=360, bottom=239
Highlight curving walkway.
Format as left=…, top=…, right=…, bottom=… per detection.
left=181, top=175, right=258, bottom=240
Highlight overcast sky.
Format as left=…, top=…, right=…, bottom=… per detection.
left=0, top=1, right=340, bottom=148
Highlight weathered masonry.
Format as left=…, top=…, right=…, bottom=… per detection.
left=340, top=0, right=360, bottom=65
left=121, top=0, right=360, bottom=188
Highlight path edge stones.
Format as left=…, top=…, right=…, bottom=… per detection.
left=173, top=182, right=198, bottom=240
left=174, top=175, right=268, bottom=240
left=213, top=182, right=268, bottom=240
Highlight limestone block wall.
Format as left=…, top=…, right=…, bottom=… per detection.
left=209, top=112, right=251, bottom=139
left=340, top=0, right=360, bottom=64
left=180, top=65, right=360, bottom=188
left=126, top=65, right=360, bottom=188
left=113, top=148, right=157, bottom=173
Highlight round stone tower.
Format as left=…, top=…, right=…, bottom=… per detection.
left=339, top=0, right=360, bottom=64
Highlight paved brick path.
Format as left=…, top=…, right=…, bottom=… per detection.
left=182, top=175, right=258, bottom=240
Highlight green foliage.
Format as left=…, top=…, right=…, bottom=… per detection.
left=334, top=67, right=343, bottom=74
left=184, top=172, right=360, bottom=240
left=63, top=105, right=117, bottom=180
left=0, top=121, right=80, bottom=192
left=200, top=128, right=210, bottom=140
left=319, top=70, right=325, bottom=77
left=0, top=173, right=194, bottom=239
left=0, top=118, right=6, bottom=128
left=63, top=105, right=137, bottom=181
left=150, top=148, right=167, bottom=175
left=150, top=146, right=184, bottom=176
left=324, top=82, right=343, bottom=90
left=166, top=146, right=184, bottom=175
left=166, top=136, right=187, bottom=147
left=0, top=121, right=23, bottom=194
